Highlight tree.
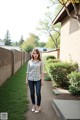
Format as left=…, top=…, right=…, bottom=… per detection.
left=49, top=0, right=80, bottom=26
left=46, top=32, right=60, bottom=48
left=19, top=35, right=24, bottom=46
left=37, top=11, right=61, bottom=48
left=45, top=38, right=55, bottom=48
left=39, top=42, right=46, bottom=47
left=4, top=30, right=12, bottom=45
left=20, top=33, right=40, bottom=51
left=25, top=45, right=33, bottom=53
left=12, top=41, right=19, bottom=46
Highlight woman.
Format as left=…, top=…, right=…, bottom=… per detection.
left=26, top=49, right=44, bottom=113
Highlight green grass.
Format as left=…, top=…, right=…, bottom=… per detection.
left=0, top=63, right=29, bottom=120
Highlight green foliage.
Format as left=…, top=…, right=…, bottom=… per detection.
left=46, top=62, right=78, bottom=88
left=37, top=7, right=61, bottom=48
left=45, top=38, right=55, bottom=48
left=67, top=72, right=80, bottom=95
left=46, top=55, right=56, bottom=60
left=19, top=35, right=24, bottom=46
left=12, top=41, right=19, bottom=46
left=21, top=33, right=39, bottom=51
left=25, top=45, right=33, bottom=53
left=28, top=33, right=39, bottom=46
left=46, top=58, right=60, bottom=64
left=44, top=74, right=51, bottom=81
left=45, top=27, right=60, bottom=48
left=59, top=0, right=80, bottom=4
left=50, top=0, right=79, bottom=6
left=45, top=58, right=60, bottom=73
left=43, top=55, right=59, bottom=72
left=4, top=30, right=12, bottom=45
left=39, top=42, right=46, bottom=47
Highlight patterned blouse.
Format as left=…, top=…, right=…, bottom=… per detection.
left=27, top=59, right=43, bottom=81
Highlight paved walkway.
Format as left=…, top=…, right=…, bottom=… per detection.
left=25, top=81, right=59, bottom=120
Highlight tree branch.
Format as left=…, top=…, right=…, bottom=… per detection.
left=49, top=32, right=57, bottom=47
left=55, top=33, right=60, bottom=41
left=53, top=27, right=60, bottom=34
left=58, top=0, right=78, bottom=19
left=72, top=3, right=78, bottom=15
left=58, top=0, right=80, bottom=25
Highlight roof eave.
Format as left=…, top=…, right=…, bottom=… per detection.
left=52, top=3, right=74, bottom=25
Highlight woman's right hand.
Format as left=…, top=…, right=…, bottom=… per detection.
left=26, top=76, right=28, bottom=85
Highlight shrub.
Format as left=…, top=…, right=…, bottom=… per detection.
left=46, top=62, right=78, bottom=88
left=67, top=72, right=80, bottom=95
left=45, top=58, right=60, bottom=73
left=44, top=75, right=51, bottom=81
left=46, top=55, right=56, bottom=60
left=46, top=58, right=60, bottom=64
left=43, top=55, right=59, bottom=72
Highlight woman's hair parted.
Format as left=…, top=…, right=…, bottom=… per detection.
left=31, top=49, right=41, bottom=61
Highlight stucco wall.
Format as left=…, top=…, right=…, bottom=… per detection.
left=0, top=48, right=13, bottom=86
left=0, top=47, right=30, bottom=86
left=0, top=64, right=12, bottom=86
left=13, top=50, right=22, bottom=73
left=60, top=14, right=80, bottom=70
left=42, top=49, right=60, bottom=59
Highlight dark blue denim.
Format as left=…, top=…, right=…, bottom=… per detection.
left=28, top=80, right=41, bottom=106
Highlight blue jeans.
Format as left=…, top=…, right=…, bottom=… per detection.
left=28, top=80, right=41, bottom=106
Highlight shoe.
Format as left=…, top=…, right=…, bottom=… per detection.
left=34, top=106, right=41, bottom=113
left=34, top=109, right=39, bottom=113
left=31, top=108, right=35, bottom=112
left=31, top=106, right=36, bottom=112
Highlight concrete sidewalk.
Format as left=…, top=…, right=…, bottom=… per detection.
left=25, top=81, right=59, bottom=120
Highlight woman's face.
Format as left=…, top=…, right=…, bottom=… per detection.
left=33, top=51, right=38, bottom=59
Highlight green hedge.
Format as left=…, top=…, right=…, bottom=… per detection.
left=43, top=55, right=59, bottom=72
left=46, top=58, right=60, bottom=64
left=46, top=62, right=78, bottom=88
left=44, top=75, right=51, bottom=81
left=67, top=72, right=80, bottom=95
left=44, top=58, right=60, bottom=73
left=46, top=55, right=56, bottom=60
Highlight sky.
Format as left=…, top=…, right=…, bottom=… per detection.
left=0, top=0, right=50, bottom=42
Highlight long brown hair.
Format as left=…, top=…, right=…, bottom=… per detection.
left=31, top=49, right=41, bottom=61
